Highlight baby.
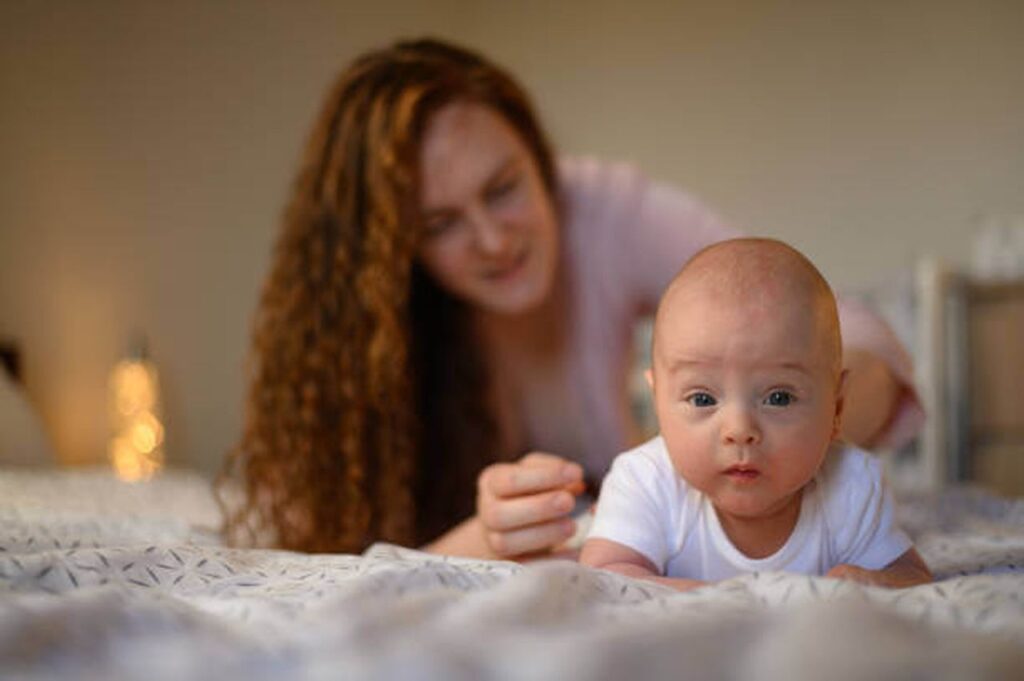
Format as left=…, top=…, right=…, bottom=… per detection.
left=580, top=238, right=931, bottom=590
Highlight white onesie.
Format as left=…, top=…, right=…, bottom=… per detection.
left=587, top=436, right=912, bottom=581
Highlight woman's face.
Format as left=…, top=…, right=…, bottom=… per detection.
left=416, top=101, right=559, bottom=316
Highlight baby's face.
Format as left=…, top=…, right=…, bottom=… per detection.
left=650, top=280, right=843, bottom=525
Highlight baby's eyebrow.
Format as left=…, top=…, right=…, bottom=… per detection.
left=664, top=357, right=813, bottom=375
left=774, top=361, right=813, bottom=374
left=663, top=357, right=712, bottom=374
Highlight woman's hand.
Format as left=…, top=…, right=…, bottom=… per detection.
left=476, top=452, right=585, bottom=559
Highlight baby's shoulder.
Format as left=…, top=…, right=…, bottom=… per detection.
left=610, top=435, right=675, bottom=475
left=823, top=442, right=882, bottom=478
left=604, top=435, right=684, bottom=496
left=817, top=443, right=885, bottom=508
left=598, top=436, right=694, bottom=540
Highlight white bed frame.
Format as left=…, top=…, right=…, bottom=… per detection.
left=903, top=258, right=973, bottom=493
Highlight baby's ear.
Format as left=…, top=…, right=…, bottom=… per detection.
left=644, top=368, right=654, bottom=391
left=832, top=369, right=849, bottom=439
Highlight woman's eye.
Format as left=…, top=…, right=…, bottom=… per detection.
left=424, top=214, right=457, bottom=237
left=765, top=390, right=795, bottom=407
left=485, top=177, right=518, bottom=203
left=687, top=392, right=717, bottom=408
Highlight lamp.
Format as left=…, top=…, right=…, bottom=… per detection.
left=108, top=337, right=164, bottom=481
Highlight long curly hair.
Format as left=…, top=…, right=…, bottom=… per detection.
left=217, top=39, right=559, bottom=553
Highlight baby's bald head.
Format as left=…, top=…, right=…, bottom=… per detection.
left=653, top=238, right=842, bottom=381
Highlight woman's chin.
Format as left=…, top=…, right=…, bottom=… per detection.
left=478, top=271, right=554, bottom=317
left=479, top=289, right=545, bottom=316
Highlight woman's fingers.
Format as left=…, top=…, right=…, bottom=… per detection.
left=564, top=479, right=587, bottom=496
left=485, top=517, right=577, bottom=558
left=479, top=487, right=575, bottom=530
left=476, top=451, right=585, bottom=558
left=520, top=451, right=570, bottom=467
left=481, top=454, right=583, bottom=498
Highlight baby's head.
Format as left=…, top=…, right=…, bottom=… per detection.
left=649, top=238, right=845, bottom=521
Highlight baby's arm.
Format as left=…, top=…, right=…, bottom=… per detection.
left=580, top=538, right=706, bottom=592
left=827, top=547, right=932, bottom=588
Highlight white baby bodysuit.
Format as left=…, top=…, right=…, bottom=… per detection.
left=587, top=436, right=912, bottom=580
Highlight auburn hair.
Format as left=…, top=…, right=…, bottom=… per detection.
left=217, top=39, right=559, bottom=553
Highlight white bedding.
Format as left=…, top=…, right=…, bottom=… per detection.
left=2, top=468, right=1023, bottom=680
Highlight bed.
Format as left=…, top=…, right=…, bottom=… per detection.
left=4, top=265, right=1024, bottom=680
left=1, top=466, right=1023, bottom=681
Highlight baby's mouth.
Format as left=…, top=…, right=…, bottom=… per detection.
left=724, top=465, right=761, bottom=481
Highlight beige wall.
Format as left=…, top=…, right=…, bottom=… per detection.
left=2, top=0, right=1022, bottom=474
left=464, top=0, right=1024, bottom=282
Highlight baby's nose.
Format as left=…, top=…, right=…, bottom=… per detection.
left=722, top=406, right=762, bottom=446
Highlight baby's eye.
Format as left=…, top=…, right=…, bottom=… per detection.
left=765, top=390, right=795, bottom=407
left=687, top=392, right=717, bottom=408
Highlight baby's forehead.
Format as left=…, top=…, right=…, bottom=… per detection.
left=661, top=245, right=826, bottom=320
left=657, top=282, right=825, bottom=347
left=653, top=238, right=841, bottom=363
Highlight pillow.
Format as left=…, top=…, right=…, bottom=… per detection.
left=0, top=371, right=55, bottom=466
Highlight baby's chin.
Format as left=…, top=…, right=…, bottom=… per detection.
left=709, top=487, right=806, bottom=521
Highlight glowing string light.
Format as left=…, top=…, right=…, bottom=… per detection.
left=108, top=347, right=165, bottom=482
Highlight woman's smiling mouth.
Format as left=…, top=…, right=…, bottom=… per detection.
left=484, top=248, right=528, bottom=281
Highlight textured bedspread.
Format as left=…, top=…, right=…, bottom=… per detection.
left=2, top=468, right=1023, bottom=680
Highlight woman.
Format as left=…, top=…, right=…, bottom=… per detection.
left=219, top=38, right=923, bottom=558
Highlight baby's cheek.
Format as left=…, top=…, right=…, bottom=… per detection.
left=671, top=450, right=717, bottom=492
left=664, top=421, right=720, bottom=487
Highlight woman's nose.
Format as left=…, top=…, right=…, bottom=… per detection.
left=467, top=205, right=511, bottom=256
left=722, top=405, right=762, bottom=446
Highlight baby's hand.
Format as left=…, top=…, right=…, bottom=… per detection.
left=826, top=563, right=881, bottom=586
left=827, top=549, right=932, bottom=589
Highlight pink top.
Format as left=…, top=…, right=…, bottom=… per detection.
left=547, top=157, right=924, bottom=477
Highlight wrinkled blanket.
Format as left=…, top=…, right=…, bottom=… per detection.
left=2, top=468, right=1023, bottom=680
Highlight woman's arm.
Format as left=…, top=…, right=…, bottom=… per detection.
left=840, top=348, right=904, bottom=449
left=826, top=547, right=933, bottom=588
left=421, top=515, right=492, bottom=558
left=837, top=298, right=925, bottom=451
